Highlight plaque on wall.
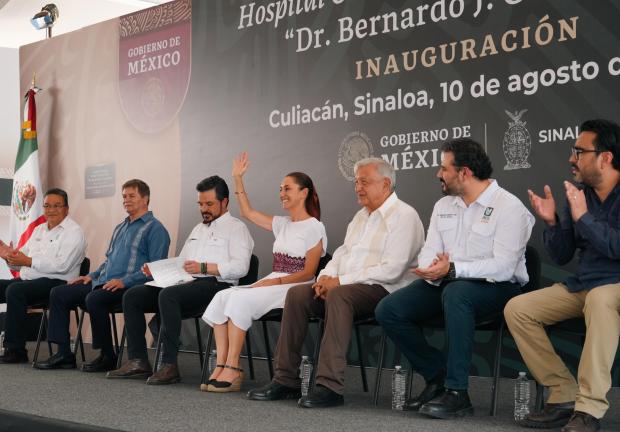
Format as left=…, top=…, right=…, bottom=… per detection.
left=85, top=163, right=116, bottom=199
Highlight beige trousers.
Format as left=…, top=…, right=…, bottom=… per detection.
left=504, top=283, right=620, bottom=419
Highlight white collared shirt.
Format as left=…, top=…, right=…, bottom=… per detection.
left=177, top=211, right=254, bottom=285
left=418, top=180, right=534, bottom=285
left=319, top=192, right=425, bottom=293
left=19, top=216, right=87, bottom=281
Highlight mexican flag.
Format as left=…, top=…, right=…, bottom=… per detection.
left=9, top=85, right=45, bottom=256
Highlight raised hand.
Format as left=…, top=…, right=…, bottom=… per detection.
left=528, top=185, right=557, bottom=226
left=232, top=152, right=250, bottom=178
left=564, top=181, right=587, bottom=222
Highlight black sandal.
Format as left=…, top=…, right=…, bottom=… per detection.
left=207, top=364, right=244, bottom=392
left=207, top=364, right=226, bottom=385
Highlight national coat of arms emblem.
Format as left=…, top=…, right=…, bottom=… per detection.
left=503, top=109, right=532, bottom=170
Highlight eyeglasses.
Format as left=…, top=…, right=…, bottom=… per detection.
left=43, top=204, right=66, bottom=209
left=571, top=147, right=601, bottom=161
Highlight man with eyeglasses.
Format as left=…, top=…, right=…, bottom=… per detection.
left=0, top=188, right=86, bottom=364
left=505, top=119, right=620, bottom=432
left=34, top=179, right=170, bottom=372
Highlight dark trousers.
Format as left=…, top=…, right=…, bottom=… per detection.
left=123, top=278, right=230, bottom=364
left=273, top=283, right=388, bottom=395
left=375, top=278, right=520, bottom=390
left=0, top=278, right=65, bottom=351
left=48, top=282, right=127, bottom=357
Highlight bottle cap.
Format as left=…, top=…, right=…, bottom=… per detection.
left=518, top=371, right=527, bottom=377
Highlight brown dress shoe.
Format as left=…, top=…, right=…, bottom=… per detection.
left=106, top=359, right=152, bottom=379
left=561, top=412, right=600, bottom=432
left=146, top=363, right=180, bottom=385
left=522, top=401, right=575, bottom=429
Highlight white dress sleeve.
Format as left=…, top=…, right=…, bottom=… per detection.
left=303, top=219, right=328, bottom=256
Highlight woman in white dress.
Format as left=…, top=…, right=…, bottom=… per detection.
left=202, top=152, right=327, bottom=392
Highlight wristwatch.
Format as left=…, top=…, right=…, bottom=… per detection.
left=446, top=262, right=456, bottom=280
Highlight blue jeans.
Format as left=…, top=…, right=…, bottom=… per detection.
left=375, top=278, right=520, bottom=390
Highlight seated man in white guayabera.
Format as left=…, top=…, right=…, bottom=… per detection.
left=0, top=188, right=86, bottom=364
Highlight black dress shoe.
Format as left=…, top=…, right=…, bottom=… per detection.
left=419, top=389, right=474, bottom=419
left=298, top=385, right=344, bottom=408
left=33, top=352, right=77, bottom=370
left=0, top=349, right=29, bottom=364
left=522, top=401, right=575, bottom=429
left=561, top=411, right=600, bottom=432
left=81, top=353, right=117, bottom=373
left=405, top=371, right=445, bottom=411
left=247, top=381, right=302, bottom=401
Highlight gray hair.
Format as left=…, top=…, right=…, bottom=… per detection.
left=353, top=157, right=396, bottom=191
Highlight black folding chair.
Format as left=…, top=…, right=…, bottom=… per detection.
left=31, top=257, right=90, bottom=365
left=252, top=252, right=332, bottom=380
left=74, top=302, right=125, bottom=368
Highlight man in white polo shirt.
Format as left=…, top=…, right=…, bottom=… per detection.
left=376, top=138, right=534, bottom=419
left=0, top=188, right=87, bottom=363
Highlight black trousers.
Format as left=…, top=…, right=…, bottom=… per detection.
left=123, top=278, right=230, bottom=364
left=48, top=282, right=127, bottom=357
left=0, top=278, right=65, bottom=351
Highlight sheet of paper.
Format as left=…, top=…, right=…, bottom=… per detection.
left=147, top=257, right=194, bottom=288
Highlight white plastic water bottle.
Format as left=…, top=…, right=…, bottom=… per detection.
left=392, top=365, right=407, bottom=410
left=514, top=371, right=531, bottom=421
left=299, top=356, right=313, bottom=397
left=208, top=349, right=217, bottom=374
left=0, top=331, right=5, bottom=356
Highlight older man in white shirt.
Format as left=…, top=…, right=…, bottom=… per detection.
left=376, top=138, right=534, bottom=419
left=247, top=157, right=425, bottom=408
left=107, top=176, right=253, bottom=385
left=0, top=188, right=87, bottom=363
